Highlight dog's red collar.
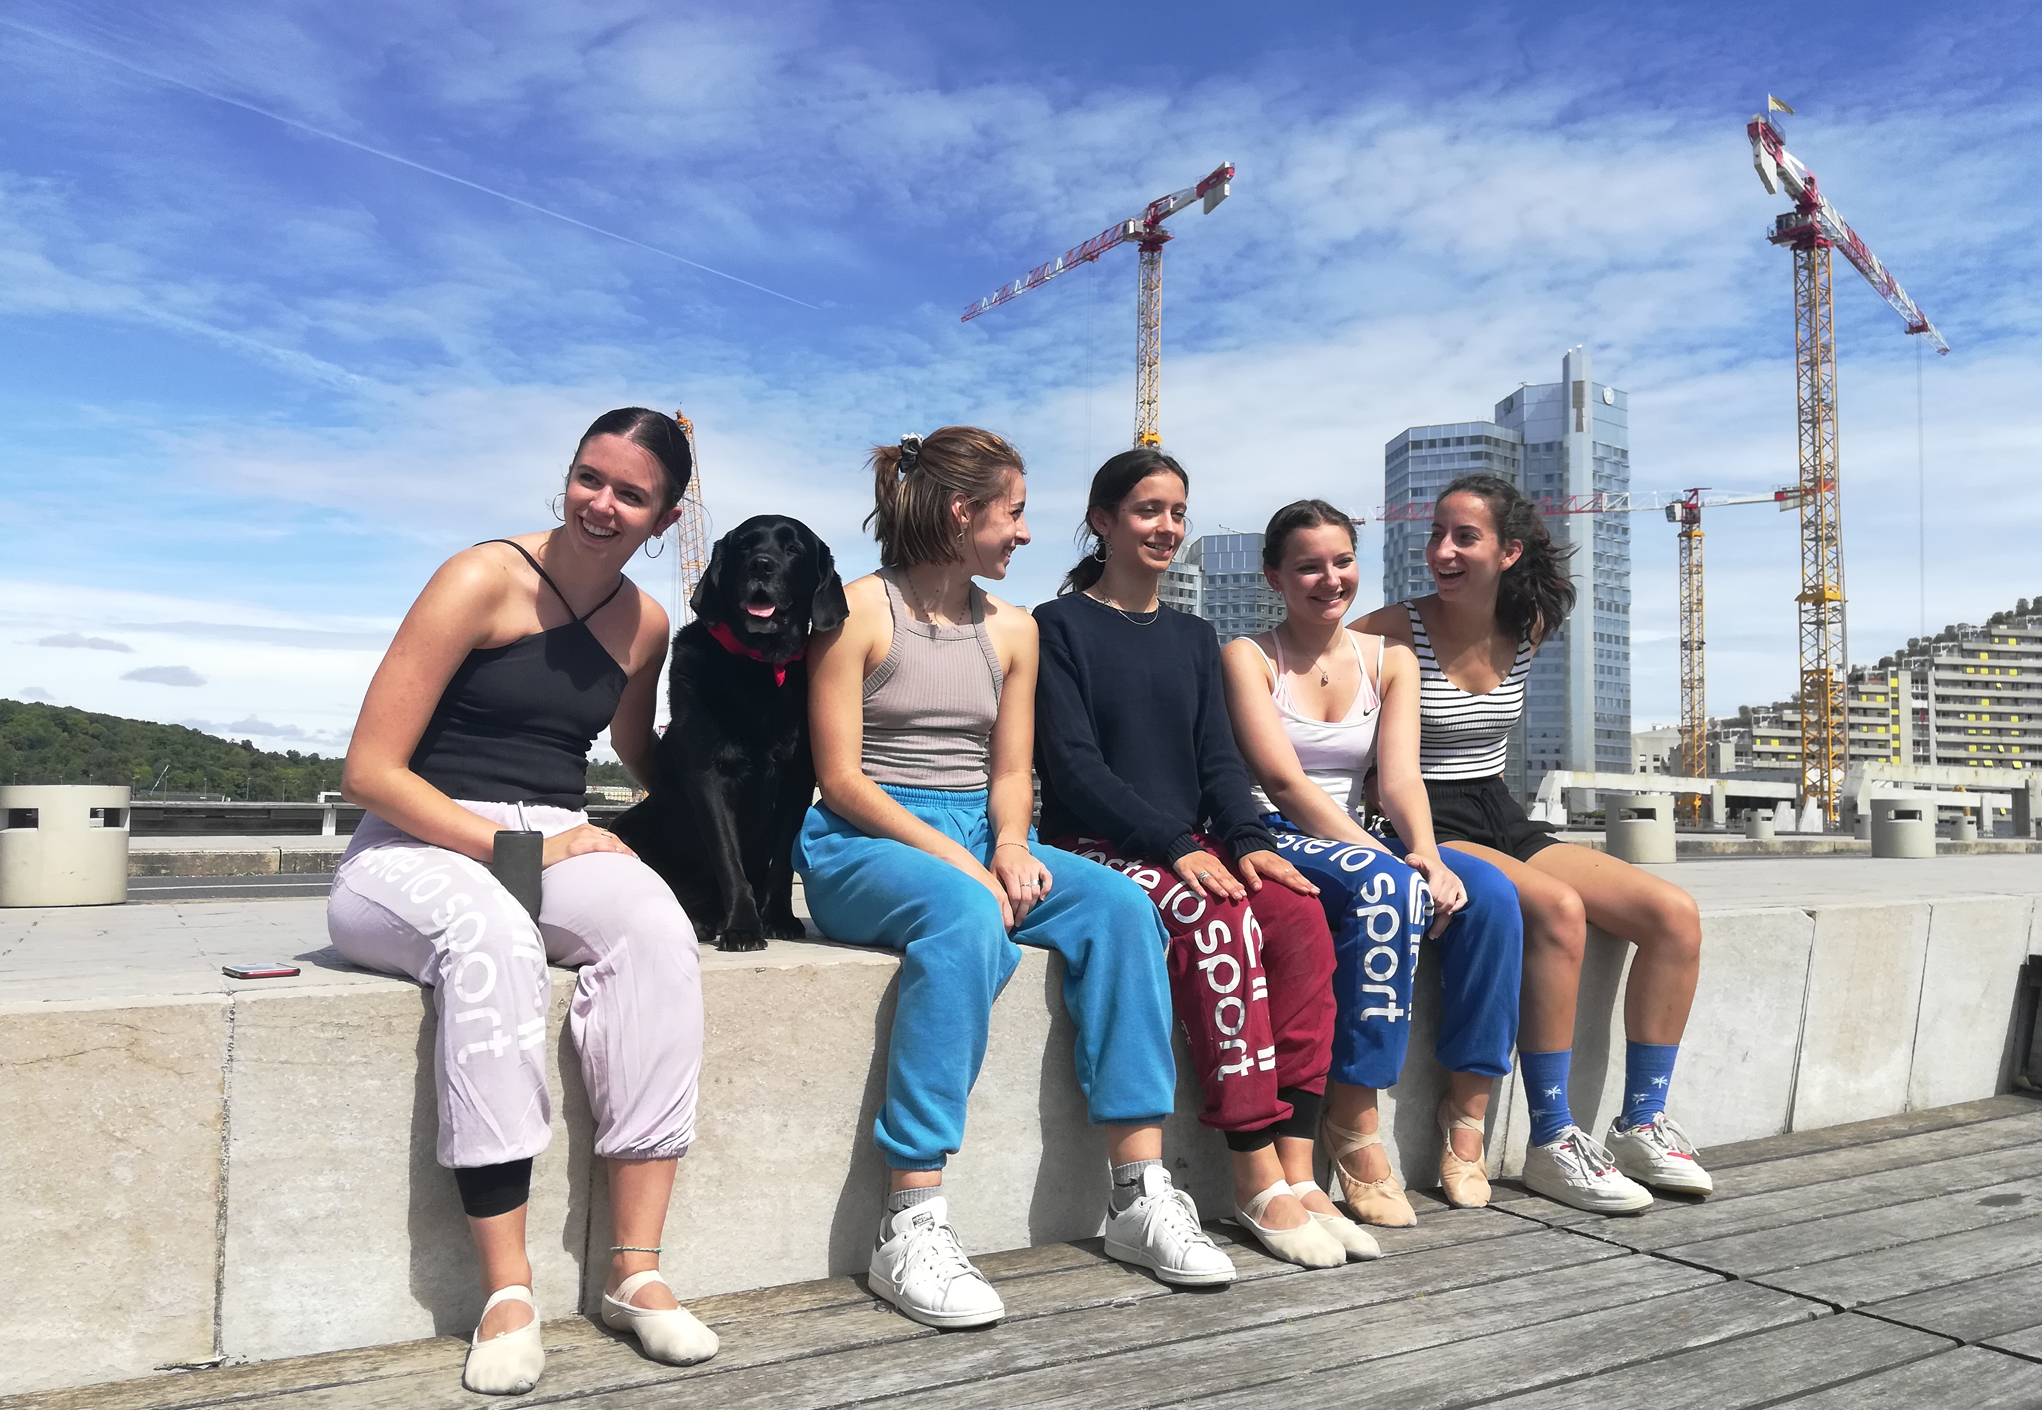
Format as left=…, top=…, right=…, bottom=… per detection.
left=706, top=621, right=802, bottom=686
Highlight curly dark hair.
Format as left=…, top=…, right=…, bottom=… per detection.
left=1437, top=473, right=1576, bottom=643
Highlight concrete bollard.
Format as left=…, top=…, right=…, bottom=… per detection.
left=0, top=785, right=131, bottom=906
left=1871, top=798, right=1935, bottom=859
left=1607, top=794, right=1676, bottom=865
left=1797, top=798, right=1826, bottom=834
left=1853, top=815, right=1870, bottom=840
left=1745, top=810, right=1777, bottom=841
left=1952, top=811, right=1979, bottom=843
left=1773, top=800, right=1795, bottom=833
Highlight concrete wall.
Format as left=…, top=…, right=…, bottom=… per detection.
left=3, top=894, right=2037, bottom=1395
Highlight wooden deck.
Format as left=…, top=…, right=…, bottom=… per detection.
left=15, top=1093, right=2042, bottom=1410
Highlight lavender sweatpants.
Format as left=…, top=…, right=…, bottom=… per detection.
left=326, top=802, right=702, bottom=1169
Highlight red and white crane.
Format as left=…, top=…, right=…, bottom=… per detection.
left=962, top=162, right=1234, bottom=448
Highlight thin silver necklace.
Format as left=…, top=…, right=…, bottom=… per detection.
left=1084, top=588, right=1160, bottom=626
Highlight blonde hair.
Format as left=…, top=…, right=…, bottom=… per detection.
left=865, top=426, right=1024, bottom=569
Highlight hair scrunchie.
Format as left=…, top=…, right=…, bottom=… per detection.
left=897, top=433, right=923, bottom=477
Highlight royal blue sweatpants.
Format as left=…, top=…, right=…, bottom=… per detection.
left=1267, top=823, right=1522, bottom=1087
left=795, top=786, right=1178, bottom=1171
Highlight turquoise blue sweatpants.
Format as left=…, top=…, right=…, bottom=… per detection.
left=794, top=786, right=1178, bottom=1171
left=1267, top=821, right=1522, bottom=1087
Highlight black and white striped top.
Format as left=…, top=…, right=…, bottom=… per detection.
left=1407, top=603, right=1532, bottom=781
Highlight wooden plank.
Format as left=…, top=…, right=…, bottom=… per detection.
left=1860, top=1262, right=2042, bottom=1343
left=1755, top=1213, right=2042, bottom=1309
left=1180, top=1280, right=1822, bottom=1410
left=540, top=1232, right=1635, bottom=1410
left=1477, top=1312, right=1949, bottom=1409
left=1488, top=1114, right=2042, bottom=1236
left=1661, top=1169, right=2042, bottom=1277
left=1701, top=1093, right=2042, bottom=1172
left=1772, top=1345, right=2042, bottom=1407
left=1986, top=1324, right=2042, bottom=1363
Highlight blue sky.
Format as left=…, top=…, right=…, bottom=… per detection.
left=4, top=0, right=2039, bottom=755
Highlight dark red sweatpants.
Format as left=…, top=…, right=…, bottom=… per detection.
left=1048, top=834, right=1336, bottom=1134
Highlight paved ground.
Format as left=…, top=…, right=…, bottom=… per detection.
left=127, top=873, right=336, bottom=902
left=8, top=1092, right=2042, bottom=1409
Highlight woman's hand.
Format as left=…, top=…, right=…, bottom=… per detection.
left=956, top=855, right=1017, bottom=931
left=542, top=823, right=636, bottom=869
left=1406, top=851, right=1466, bottom=937
left=990, top=841, right=1052, bottom=927
left=1237, top=849, right=1321, bottom=898
left=1173, top=848, right=1246, bottom=903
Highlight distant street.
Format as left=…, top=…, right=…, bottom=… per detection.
left=127, top=874, right=335, bottom=902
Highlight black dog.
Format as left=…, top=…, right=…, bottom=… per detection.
left=614, top=515, right=846, bottom=952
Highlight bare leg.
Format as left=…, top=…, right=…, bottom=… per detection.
left=1274, top=1135, right=1340, bottom=1217
left=470, top=1207, right=534, bottom=1339
left=1325, top=1082, right=1390, bottom=1182
left=1444, top=841, right=1587, bottom=1053
left=1444, top=1071, right=1492, bottom=1160
left=1104, top=1123, right=1162, bottom=1167
left=607, top=1158, right=680, bottom=1311
left=1527, top=845, right=1702, bottom=1045
left=1231, top=1144, right=1310, bottom=1228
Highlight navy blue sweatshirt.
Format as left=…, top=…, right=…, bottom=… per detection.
left=1033, top=591, right=1276, bottom=864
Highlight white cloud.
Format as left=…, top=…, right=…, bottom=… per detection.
left=35, top=632, right=132, bottom=651
left=122, top=664, right=206, bottom=686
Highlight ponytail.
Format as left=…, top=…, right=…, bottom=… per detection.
left=1439, top=473, right=1576, bottom=643
left=864, top=426, right=1023, bottom=569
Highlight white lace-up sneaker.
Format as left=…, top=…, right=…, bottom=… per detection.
left=1521, top=1125, right=1654, bottom=1213
left=1103, top=1166, right=1237, bottom=1286
left=1606, top=1112, right=1715, bottom=1195
left=869, top=1197, right=1005, bottom=1329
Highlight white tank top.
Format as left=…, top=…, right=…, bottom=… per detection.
left=1246, top=630, right=1384, bottom=822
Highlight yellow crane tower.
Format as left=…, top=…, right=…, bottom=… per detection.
left=1748, top=99, right=1948, bottom=824
left=961, top=163, right=1234, bottom=448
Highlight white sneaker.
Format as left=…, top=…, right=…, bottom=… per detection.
left=1606, top=1112, right=1715, bottom=1195
left=869, top=1196, right=1005, bottom=1329
left=1103, top=1166, right=1237, bottom=1286
left=1521, top=1125, right=1654, bottom=1213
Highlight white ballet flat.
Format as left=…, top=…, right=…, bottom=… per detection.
left=1291, top=1178, right=1383, bottom=1261
left=464, top=1284, right=543, bottom=1396
left=601, top=1270, right=719, bottom=1365
left=1234, top=1180, right=1347, bottom=1269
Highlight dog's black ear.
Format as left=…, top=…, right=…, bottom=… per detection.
left=690, top=532, right=730, bottom=623
left=807, top=532, right=848, bottom=634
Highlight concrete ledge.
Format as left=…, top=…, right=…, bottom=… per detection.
left=4, top=857, right=2041, bottom=1394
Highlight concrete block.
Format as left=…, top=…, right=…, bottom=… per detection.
left=0, top=995, right=226, bottom=1396
left=1908, top=897, right=2035, bottom=1111
left=1792, top=902, right=1932, bottom=1130
left=219, top=976, right=591, bottom=1360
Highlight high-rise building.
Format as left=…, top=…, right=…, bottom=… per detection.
left=1380, top=348, right=1632, bottom=797
left=1161, top=532, right=1283, bottom=644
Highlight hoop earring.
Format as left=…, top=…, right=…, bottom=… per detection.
left=642, top=533, right=666, bottom=559
left=548, top=493, right=565, bottom=522
left=1091, top=538, right=1109, bottom=563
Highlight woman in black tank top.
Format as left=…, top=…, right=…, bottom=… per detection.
left=1355, top=474, right=1711, bottom=1216
left=328, top=409, right=718, bottom=1393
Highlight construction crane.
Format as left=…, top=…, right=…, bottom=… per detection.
left=1748, top=98, right=1948, bottom=826
left=961, top=162, right=1234, bottom=448
left=669, top=409, right=711, bottom=623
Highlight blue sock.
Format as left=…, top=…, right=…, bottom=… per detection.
left=1621, top=1042, right=1680, bottom=1129
left=1519, top=1049, right=1573, bottom=1147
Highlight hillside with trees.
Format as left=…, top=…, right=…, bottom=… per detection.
left=0, top=699, right=640, bottom=800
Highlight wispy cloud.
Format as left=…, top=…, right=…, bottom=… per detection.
left=122, top=665, right=206, bottom=687
left=36, top=632, right=131, bottom=652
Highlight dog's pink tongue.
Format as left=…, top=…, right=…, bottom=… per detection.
left=745, top=603, right=776, bottom=617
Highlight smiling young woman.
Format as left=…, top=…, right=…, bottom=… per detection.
left=1354, top=473, right=1710, bottom=1217
left=1033, top=453, right=1369, bottom=1270
left=793, top=428, right=1234, bottom=1330
left=327, top=408, right=717, bottom=1395
left=1221, top=499, right=1524, bottom=1224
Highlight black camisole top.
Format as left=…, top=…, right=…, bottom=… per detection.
left=408, top=540, right=630, bottom=810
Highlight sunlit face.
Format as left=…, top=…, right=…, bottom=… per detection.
left=1427, top=491, right=1522, bottom=600
left=1266, top=522, right=1359, bottom=624
left=564, top=434, right=679, bottom=558
left=956, top=467, right=1030, bottom=581
left=1091, top=471, right=1188, bottom=577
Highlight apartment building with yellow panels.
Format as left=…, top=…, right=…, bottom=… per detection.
left=1711, top=605, right=2041, bottom=774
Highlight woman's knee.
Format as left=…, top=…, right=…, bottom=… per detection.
left=1643, top=883, right=1703, bottom=962
left=1521, top=882, right=1586, bottom=964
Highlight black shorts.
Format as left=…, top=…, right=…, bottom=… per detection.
left=1422, top=775, right=1559, bottom=863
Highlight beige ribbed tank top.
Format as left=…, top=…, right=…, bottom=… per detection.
left=861, top=569, right=1005, bottom=791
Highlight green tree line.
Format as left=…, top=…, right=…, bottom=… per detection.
left=1, top=698, right=639, bottom=800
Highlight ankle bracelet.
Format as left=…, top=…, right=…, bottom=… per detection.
left=611, top=1245, right=662, bottom=1254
